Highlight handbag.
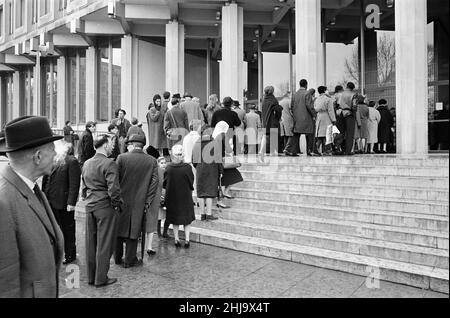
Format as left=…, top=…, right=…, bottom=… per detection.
left=166, top=110, right=177, bottom=139
left=223, top=156, right=241, bottom=170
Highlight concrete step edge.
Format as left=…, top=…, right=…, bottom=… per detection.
left=194, top=216, right=449, bottom=257
left=230, top=187, right=450, bottom=207
left=188, top=226, right=449, bottom=281
left=211, top=206, right=449, bottom=238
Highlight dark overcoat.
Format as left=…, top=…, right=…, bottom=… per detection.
left=291, top=88, right=315, bottom=134
left=377, top=105, right=394, bottom=144
left=0, top=165, right=64, bottom=298
left=116, top=149, right=159, bottom=239
left=163, top=163, right=195, bottom=226
left=42, top=155, right=81, bottom=210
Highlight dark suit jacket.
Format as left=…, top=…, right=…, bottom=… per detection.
left=42, top=155, right=81, bottom=210
left=116, top=149, right=159, bottom=239
left=211, top=108, right=242, bottom=130
left=82, top=153, right=121, bottom=213
left=0, top=165, right=64, bottom=298
left=78, top=129, right=95, bottom=165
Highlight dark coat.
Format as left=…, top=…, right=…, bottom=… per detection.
left=192, top=135, right=224, bottom=198
left=111, top=118, right=131, bottom=138
left=78, top=129, right=95, bottom=165
left=261, top=94, right=283, bottom=130
left=63, top=125, right=75, bottom=144
left=0, top=166, right=64, bottom=298
left=126, top=126, right=146, bottom=141
left=147, top=103, right=168, bottom=149
left=291, top=88, right=315, bottom=134
left=82, top=153, right=121, bottom=212
left=42, top=155, right=81, bottom=210
left=211, top=107, right=241, bottom=130
left=163, top=105, right=189, bottom=149
left=147, top=167, right=163, bottom=233
left=116, top=149, right=159, bottom=239
left=163, top=163, right=195, bottom=226
left=377, top=106, right=394, bottom=144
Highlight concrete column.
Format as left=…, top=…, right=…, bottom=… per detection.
left=165, top=21, right=185, bottom=95
left=295, top=0, right=323, bottom=91
left=33, top=53, right=41, bottom=115
left=85, top=46, right=98, bottom=122
left=56, top=56, right=67, bottom=128
left=121, top=35, right=139, bottom=117
left=395, top=0, right=428, bottom=155
left=221, top=3, right=244, bottom=105
left=12, top=71, right=23, bottom=118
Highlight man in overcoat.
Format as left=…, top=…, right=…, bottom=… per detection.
left=82, top=134, right=121, bottom=287
left=284, top=79, right=316, bottom=156
left=115, top=134, right=159, bottom=268
left=0, top=116, right=64, bottom=298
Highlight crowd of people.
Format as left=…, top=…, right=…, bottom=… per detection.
left=0, top=79, right=397, bottom=297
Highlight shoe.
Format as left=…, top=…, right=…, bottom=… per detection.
left=216, top=203, right=230, bottom=209
left=184, top=242, right=190, bottom=249
left=201, top=214, right=207, bottom=221
left=284, top=151, right=299, bottom=157
left=123, top=259, right=143, bottom=268
left=63, top=257, right=75, bottom=265
left=95, top=278, right=117, bottom=288
left=88, top=281, right=95, bottom=286
left=146, top=249, right=156, bottom=256
left=114, top=258, right=124, bottom=265
left=206, top=215, right=219, bottom=221
left=174, top=241, right=182, bottom=248
left=223, top=194, right=234, bottom=199
left=162, top=233, right=170, bottom=239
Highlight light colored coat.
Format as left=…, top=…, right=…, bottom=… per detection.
left=180, top=100, right=205, bottom=127
left=314, top=94, right=336, bottom=138
left=244, top=111, right=262, bottom=145
left=368, top=107, right=381, bottom=144
left=0, top=165, right=64, bottom=298
left=280, top=97, right=294, bottom=137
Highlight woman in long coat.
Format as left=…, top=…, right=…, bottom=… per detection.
left=377, top=101, right=394, bottom=153
left=279, top=94, right=294, bottom=149
left=354, top=98, right=370, bottom=154
left=367, top=102, right=381, bottom=154
left=192, top=127, right=223, bottom=221
left=164, top=145, right=195, bottom=248
left=314, top=87, right=336, bottom=155
left=147, top=94, right=168, bottom=155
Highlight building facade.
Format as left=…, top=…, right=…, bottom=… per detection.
left=0, top=0, right=448, bottom=154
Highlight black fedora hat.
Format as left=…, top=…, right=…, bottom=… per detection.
left=0, top=116, right=63, bottom=153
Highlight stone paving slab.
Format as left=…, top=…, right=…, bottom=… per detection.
left=55, top=219, right=449, bottom=298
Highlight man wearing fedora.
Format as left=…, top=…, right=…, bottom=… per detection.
left=115, top=134, right=159, bottom=267
left=0, top=116, right=64, bottom=298
left=82, top=134, right=121, bottom=288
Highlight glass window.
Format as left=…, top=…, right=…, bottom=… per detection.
left=69, top=56, right=77, bottom=124
left=40, top=0, right=50, bottom=17
left=79, top=55, right=86, bottom=124
left=0, top=5, right=3, bottom=37
left=15, top=0, right=24, bottom=28
left=112, top=39, right=122, bottom=118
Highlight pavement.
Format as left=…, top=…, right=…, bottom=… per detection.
left=57, top=218, right=448, bottom=298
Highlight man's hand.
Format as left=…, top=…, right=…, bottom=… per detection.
left=67, top=205, right=76, bottom=212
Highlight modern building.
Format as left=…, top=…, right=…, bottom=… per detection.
left=0, top=0, right=448, bottom=154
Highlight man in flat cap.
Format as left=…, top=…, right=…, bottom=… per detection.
left=115, top=134, right=159, bottom=267
left=0, top=116, right=64, bottom=298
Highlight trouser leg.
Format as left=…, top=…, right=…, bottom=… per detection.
left=115, top=237, right=125, bottom=264
left=306, top=134, right=315, bottom=154
left=285, top=133, right=300, bottom=154
left=85, top=212, right=97, bottom=284
left=344, top=116, right=356, bottom=154
left=93, top=207, right=117, bottom=285
left=60, top=210, right=76, bottom=260
left=125, top=239, right=138, bottom=264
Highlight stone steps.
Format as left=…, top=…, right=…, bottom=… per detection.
left=217, top=199, right=449, bottom=232
left=237, top=155, right=449, bottom=167
left=239, top=170, right=449, bottom=189
left=179, top=226, right=449, bottom=294
left=192, top=217, right=449, bottom=269
left=238, top=179, right=449, bottom=202
left=211, top=207, right=448, bottom=250
left=240, top=163, right=449, bottom=177
left=229, top=187, right=449, bottom=216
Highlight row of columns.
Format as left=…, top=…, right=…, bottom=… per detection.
left=0, top=0, right=430, bottom=155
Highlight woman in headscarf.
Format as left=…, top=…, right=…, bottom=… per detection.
left=164, top=144, right=195, bottom=248
left=260, top=86, right=283, bottom=162
left=146, top=94, right=168, bottom=156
